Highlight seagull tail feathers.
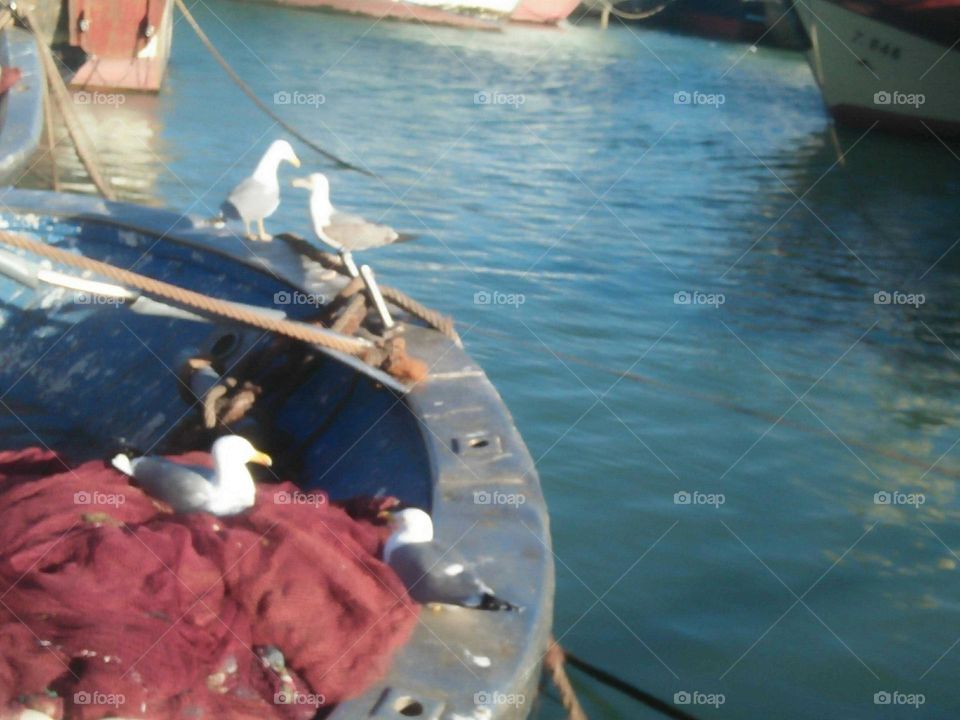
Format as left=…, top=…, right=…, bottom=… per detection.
left=110, top=453, right=134, bottom=476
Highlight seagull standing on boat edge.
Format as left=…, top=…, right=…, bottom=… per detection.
left=291, top=172, right=402, bottom=276
left=381, top=508, right=518, bottom=611
left=111, top=435, right=273, bottom=516
left=221, top=139, right=301, bottom=241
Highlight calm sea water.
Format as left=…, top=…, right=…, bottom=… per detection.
left=39, top=3, right=960, bottom=717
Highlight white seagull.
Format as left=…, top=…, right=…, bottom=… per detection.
left=111, top=435, right=272, bottom=516
left=291, top=172, right=402, bottom=277
left=381, top=508, right=517, bottom=611
left=221, top=139, right=301, bottom=241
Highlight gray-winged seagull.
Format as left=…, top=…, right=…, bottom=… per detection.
left=111, top=435, right=272, bottom=516
left=221, top=139, right=301, bottom=241
left=381, top=508, right=517, bottom=611
left=291, top=172, right=401, bottom=277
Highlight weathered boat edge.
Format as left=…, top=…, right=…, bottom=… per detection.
left=0, top=27, right=44, bottom=184
left=0, top=189, right=555, bottom=720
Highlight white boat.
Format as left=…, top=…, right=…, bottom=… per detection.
left=794, top=0, right=960, bottom=136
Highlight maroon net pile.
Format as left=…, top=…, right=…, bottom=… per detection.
left=0, top=449, right=418, bottom=720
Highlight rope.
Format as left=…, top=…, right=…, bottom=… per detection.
left=0, top=230, right=370, bottom=355
left=277, top=233, right=459, bottom=341
left=563, top=650, right=702, bottom=720
left=597, top=0, right=676, bottom=21
left=172, top=0, right=374, bottom=178
left=543, top=638, right=589, bottom=720
left=21, top=7, right=117, bottom=200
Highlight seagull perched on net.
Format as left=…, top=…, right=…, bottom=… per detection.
left=291, top=172, right=403, bottom=277
left=381, top=508, right=518, bottom=611
left=221, top=139, right=301, bottom=241
left=111, top=435, right=272, bottom=516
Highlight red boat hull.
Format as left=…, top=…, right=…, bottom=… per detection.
left=510, top=0, right=580, bottom=23
left=67, top=0, right=174, bottom=92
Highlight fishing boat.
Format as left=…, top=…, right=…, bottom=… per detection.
left=510, top=0, right=581, bottom=24
left=0, top=189, right=554, bottom=718
left=64, top=0, right=175, bottom=92
left=0, top=26, right=43, bottom=185
left=236, top=0, right=517, bottom=30
left=794, top=0, right=960, bottom=136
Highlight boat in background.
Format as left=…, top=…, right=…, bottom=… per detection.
left=0, top=26, right=43, bottom=185
left=237, top=0, right=516, bottom=30
left=579, top=0, right=808, bottom=48
left=794, top=0, right=960, bottom=136
left=66, top=0, right=174, bottom=92
left=511, top=0, right=581, bottom=24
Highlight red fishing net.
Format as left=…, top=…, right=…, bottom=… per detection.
left=0, top=448, right=418, bottom=720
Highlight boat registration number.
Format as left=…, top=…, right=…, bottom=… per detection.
left=851, top=31, right=902, bottom=60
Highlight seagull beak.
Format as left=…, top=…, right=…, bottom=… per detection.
left=249, top=450, right=273, bottom=467
left=288, top=154, right=302, bottom=168
left=377, top=510, right=392, bottom=522
left=291, top=177, right=311, bottom=190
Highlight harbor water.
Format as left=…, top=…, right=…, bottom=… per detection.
left=32, top=2, right=960, bottom=717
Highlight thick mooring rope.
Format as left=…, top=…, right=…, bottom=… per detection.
left=173, top=0, right=373, bottom=178
left=0, top=230, right=369, bottom=355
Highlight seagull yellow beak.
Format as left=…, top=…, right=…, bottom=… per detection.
left=377, top=510, right=392, bottom=522
left=291, top=177, right=311, bottom=190
left=249, top=450, right=273, bottom=467
left=288, top=154, right=302, bottom=168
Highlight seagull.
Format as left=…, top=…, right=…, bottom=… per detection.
left=381, top=508, right=517, bottom=611
left=291, top=172, right=402, bottom=277
left=221, top=139, right=301, bottom=241
left=111, top=435, right=272, bottom=516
